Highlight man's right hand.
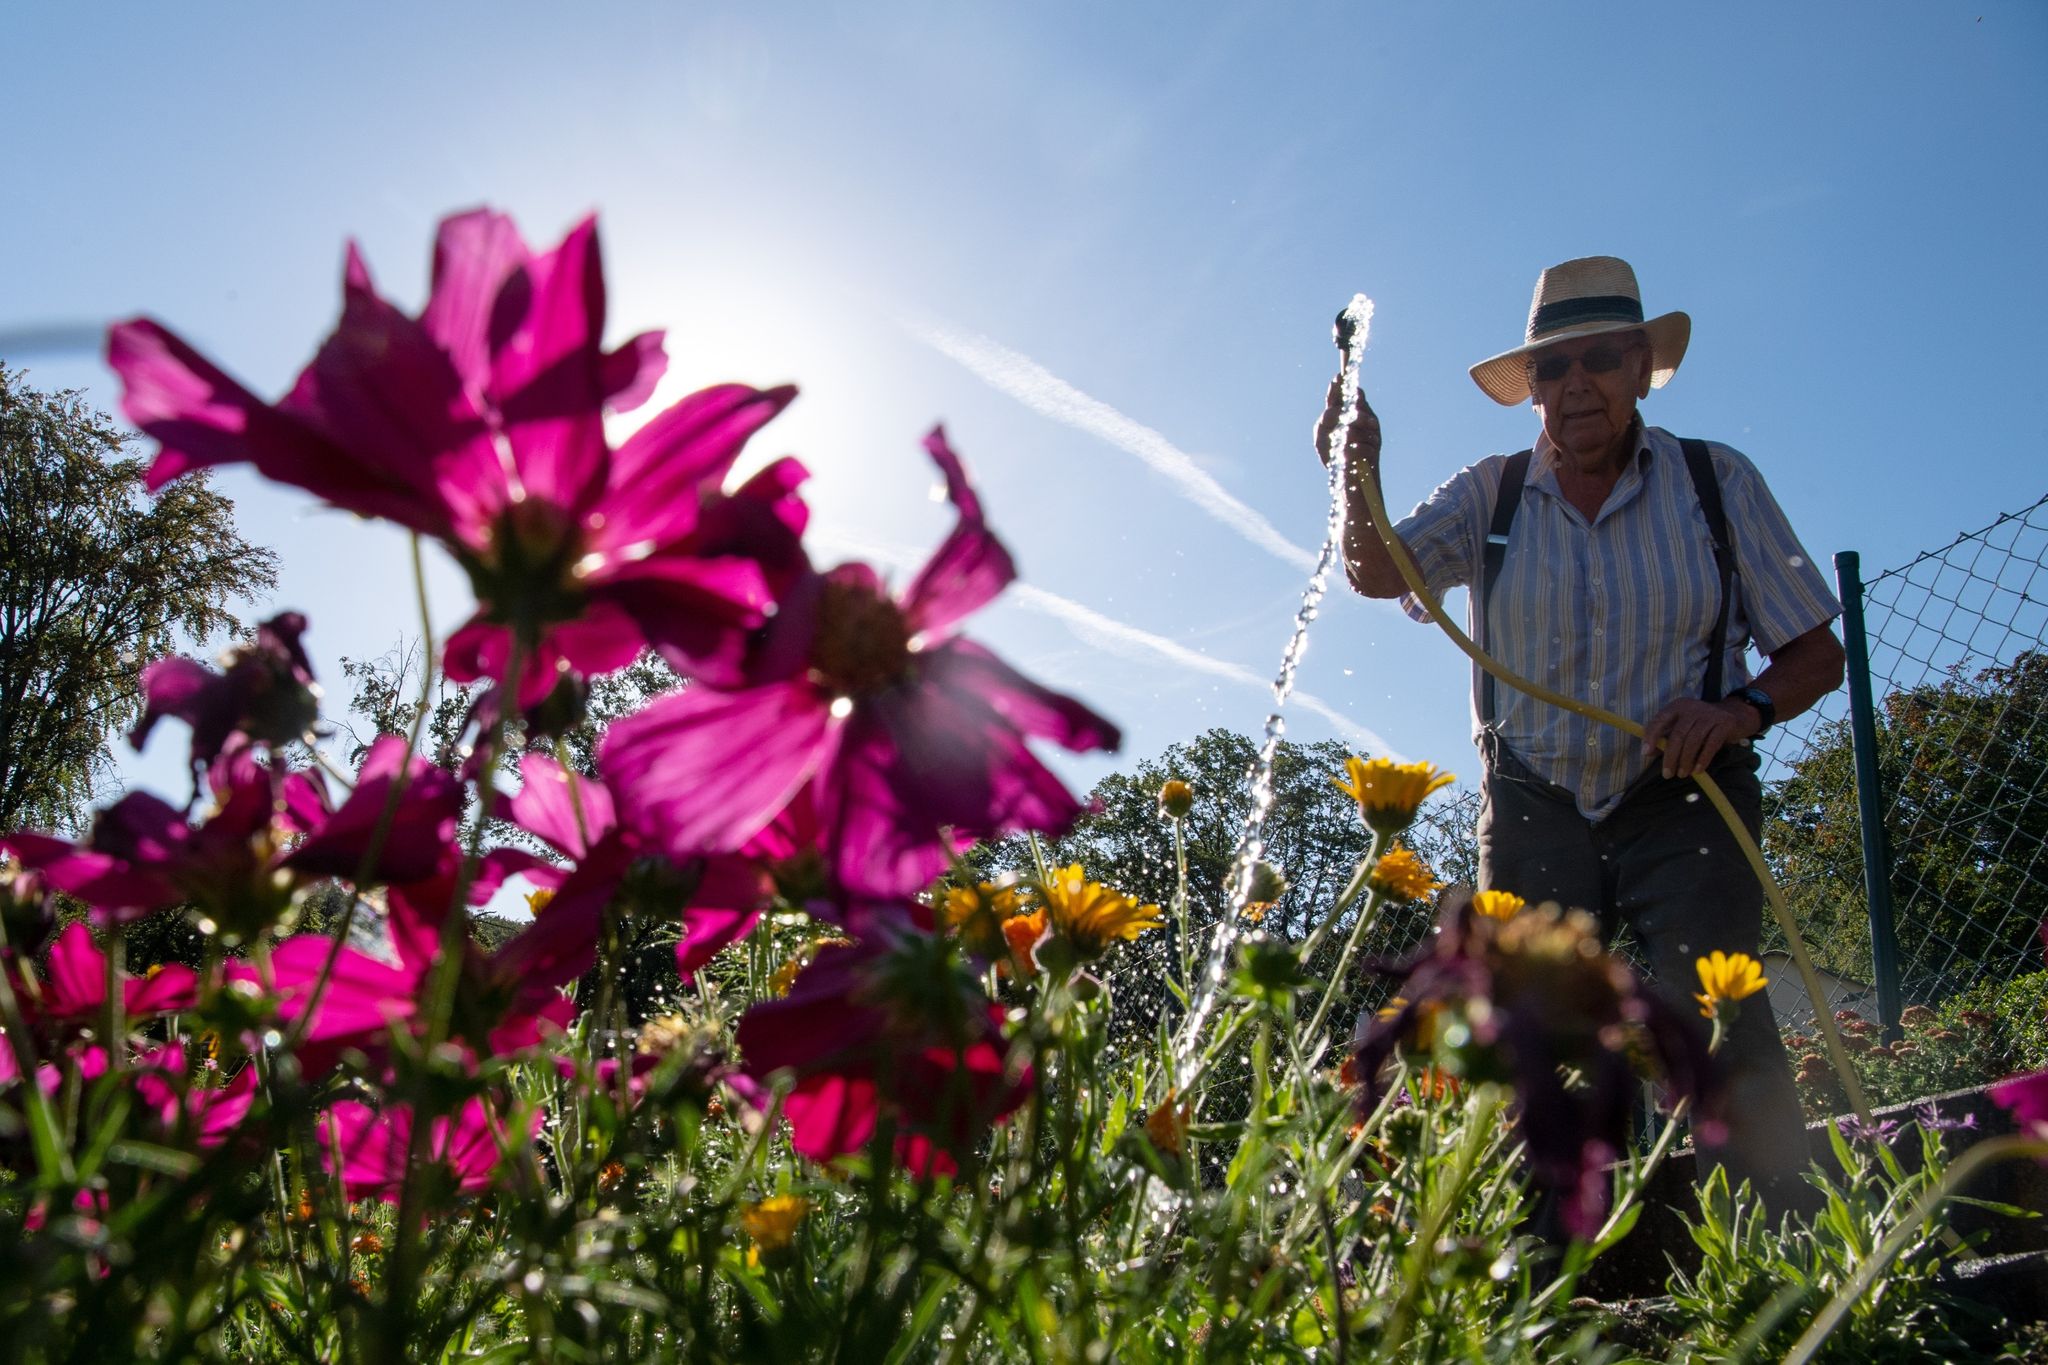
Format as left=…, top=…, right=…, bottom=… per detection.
left=1315, top=377, right=1382, bottom=472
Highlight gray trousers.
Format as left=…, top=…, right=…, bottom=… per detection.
left=1476, top=733, right=1814, bottom=1213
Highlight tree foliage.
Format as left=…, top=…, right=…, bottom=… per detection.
left=0, top=364, right=276, bottom=832
left=1762, top=650, right=2048, bottom=1001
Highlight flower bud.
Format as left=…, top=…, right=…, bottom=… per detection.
left=1157, top=779, right=1195, bottom=820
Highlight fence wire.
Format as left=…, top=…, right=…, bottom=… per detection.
left=1756, top=492, right=2048, bottom=1082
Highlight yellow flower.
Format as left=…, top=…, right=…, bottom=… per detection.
left=1470, top=890, right=1526, bottom=921
left=524, top=887, right=555, bottom=917
left=1369, top=845, right=1440, bottom=902
left=941, top=880, right=1028, bottom=959
left=1332, top=757, right=1455, bottom=835
left=1157, top=779, right=1196, bottom=820
left=739, top=1194, right=810, bottom=1256
left=1040, top=864, right=1163, bottom=958
left=1694, top=951, right=1768, bottom=1019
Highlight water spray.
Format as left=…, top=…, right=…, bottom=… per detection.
left=1169, top=299, right=1375, bottom=1072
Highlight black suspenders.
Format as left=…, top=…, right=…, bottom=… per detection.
left=1478, top=437, right=1734, bottom=725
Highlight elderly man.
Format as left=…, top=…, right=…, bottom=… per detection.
left=1320, top=256, right=1845, bottom=1211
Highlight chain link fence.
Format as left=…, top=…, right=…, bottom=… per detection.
left=1756, top=492, right=2048, bottom=1087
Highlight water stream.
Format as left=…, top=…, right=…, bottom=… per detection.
left=1171, top=294, right=1374, bottom=1075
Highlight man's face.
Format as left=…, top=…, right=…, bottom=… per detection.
left=1527, top=331, right=1650, bottom=469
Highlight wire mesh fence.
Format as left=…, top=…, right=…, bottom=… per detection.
left=1755, top=491, right=2048, bottom=1084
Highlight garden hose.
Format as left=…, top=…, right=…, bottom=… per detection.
left=1325, top=296, right=1875, bottom=1125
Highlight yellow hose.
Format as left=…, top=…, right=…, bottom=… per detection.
left=1328, top=305, right=1873, bottom=1123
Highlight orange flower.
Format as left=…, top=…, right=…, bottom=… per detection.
left=1145, top=1090, right=1194, bottom=1155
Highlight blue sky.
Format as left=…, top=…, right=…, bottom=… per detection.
left=4, top=2, right=2044, bottom=827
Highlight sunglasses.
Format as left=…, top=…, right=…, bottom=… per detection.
left=1528, top=342, right=1638, bottom=384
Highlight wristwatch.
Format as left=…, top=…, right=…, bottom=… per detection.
left=1727, top=685, right=1776, bottom=738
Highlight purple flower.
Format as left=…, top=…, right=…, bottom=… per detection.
left=1351, top=893, right=1723, bottom=1241
left=602, top=428, right=1119, bottom=900
left=1914, top=1101, right=1978, bottom=1135
left=4, top=739, right=461, bottom=942
left=131, top=612, right=319, bottom=767
left=1836, top=1113, right=1902, bottom=1145
left=108, top=209, right=800, bottom=704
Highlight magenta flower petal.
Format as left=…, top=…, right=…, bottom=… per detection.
left=920, top=639, right=1121, bottom=752
left=487, top=216, right=610, bottom=513
left=597, top=383, right=799, bottom=552
left=41, top=922, right=110, bottom=1020
left=900, top=426, right=1015, bottom=638
left=505, top=754, right=616, bottom=860
left=489, top=840, right=627, bottom=993
left=1, top=831, right=180, bottom=922
left=324, top=1097, right=528, bottom=1203
left=602, top=683, right=836, bottom=858
left=782, top=1073, right=884, bottom=1163
left=281, top=737, right=463, bottom=884
left=418, top=208, right=531, bottom=396
left=129, top=657, right=219, bottom=754
left=134, top=1042, right=257, bottom=1148
left=675, top=907, right=763, bottom=981
left=597, top=329, right=668, bottom=411
left=1992, top=1069, right=2048, bottom=1139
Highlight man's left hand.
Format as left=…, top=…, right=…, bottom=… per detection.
left=1641, top=697, right=1756, bottom=779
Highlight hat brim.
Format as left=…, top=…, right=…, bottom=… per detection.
left=1468, top=311, right=1691, bottom=406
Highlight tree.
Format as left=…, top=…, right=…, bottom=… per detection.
left=0, top=364, right=277, bottom=832
left=1762, top=650, right=2048, bottom=1002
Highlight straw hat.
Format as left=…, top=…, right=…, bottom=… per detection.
left=1468, top=256, right=1690, bottom=406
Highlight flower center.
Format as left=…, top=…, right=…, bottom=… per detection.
left=808, top=578, right=913, bottom=697
left=467, top=501, right=588, bottom=632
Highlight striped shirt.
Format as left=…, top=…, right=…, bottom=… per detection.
left=1395, top=424, right=1840, bottom=819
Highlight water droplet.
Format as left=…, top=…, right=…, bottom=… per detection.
left=829, top=697, right=854, bottom=719
left=1685, top=792, right=1700, bottom=803
left=261, top=1030, right=283, bottom=1050
left=1699, top=847, right=1710, bottom=855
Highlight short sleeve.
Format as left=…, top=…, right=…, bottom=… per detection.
left=1711, top=444, right=1842, bottom=654
left=1393, top=459, right=1495, bottom=623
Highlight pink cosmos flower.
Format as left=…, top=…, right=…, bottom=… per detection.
left=602, top=428, right=1118, bottom=900
left=490, top=753, right=769, bottom=980
left=108, top=208, right=801, bottom=704
left=733, top=930, right=1030, bottom=1176
left=133, top=1042, right=259, bottom=1149
left=7, top=922, right=199, bottom=1036
left=3, top=738, right=462, bottom=938
left=322, top=1096, right=537, bottom=1202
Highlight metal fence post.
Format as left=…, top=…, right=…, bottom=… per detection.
left=1835, top=551, right=1904, bottom=1041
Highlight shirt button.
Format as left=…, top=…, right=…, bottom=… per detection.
left=1594, top=627, right=1605, bottom=637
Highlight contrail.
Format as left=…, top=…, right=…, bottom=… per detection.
left=1005, top=584, right=1400, bottom=760
left=906, top=319, right=1320, bottom=574
left=0, top=322, right=105, bottom=358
